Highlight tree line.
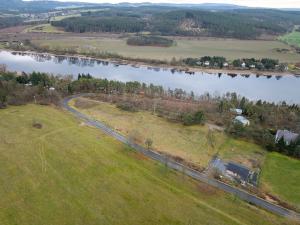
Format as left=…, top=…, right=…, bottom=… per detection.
left=51, top=16, right=146, bottom=33
left=127, top=36, right=174, bottom=47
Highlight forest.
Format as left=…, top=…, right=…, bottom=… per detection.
left=52, top=7, right=300, bottom=39
left=0, top=16, right=23, bottom=29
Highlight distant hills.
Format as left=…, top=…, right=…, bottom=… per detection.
left=0, top=0, right=299, bottom=12
left=0, top=0, right=96, bottom=12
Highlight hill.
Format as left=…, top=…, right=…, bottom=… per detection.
left=0, top=104, right=291, bottom=225
left=0, top=0, right=95, bottom=12
left=51, top=7, right=300, bottom=39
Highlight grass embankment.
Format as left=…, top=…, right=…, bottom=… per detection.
left=279, top=30, right=300, bottom=48
left=0, top=104, right=289, bottom=225
left=50, top=14, right=81, bottom=22
left=69, top=97, right=265, bottom=169
left=261, top=152, right=300, bottom=210
left=31, top=36, right=300, bottom=63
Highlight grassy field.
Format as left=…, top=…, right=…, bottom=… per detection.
left=32, top=36, right=300, bottom=62
left=279, top=31, right=300, bottom=48
left=50, top=14, right=81, bottom=22
left=24, top=24, right=64, bottom=33
left=261, top=152, right=300, bottom=210
left=0, top=104, right=290, bottom=225
left=69, top=97, right=266, bottom=169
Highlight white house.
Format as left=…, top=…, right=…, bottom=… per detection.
left=223, top=62, right=229, bottom=67
left=49, top=87, right=56, bottom=91
left=275, top=130, right=299, bottom=145
left=234, top=116, right=250, bottom=126
left=249, top=64, right=256, bottom=69
left=230, top=108, right=243, bottom=115
left=204, top=61, right=210, bottom=66
left=241, top=62, right=246, bottom=68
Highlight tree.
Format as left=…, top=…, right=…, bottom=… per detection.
left=207, top=129, right=216, bottom=150
left=0, top=85, right=7, bottom=108
left=145, top=138, right=153, bottom=149
left=30, top=72, right=51, bottom=86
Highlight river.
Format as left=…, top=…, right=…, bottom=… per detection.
left=0, top=50, right=299, bottom=104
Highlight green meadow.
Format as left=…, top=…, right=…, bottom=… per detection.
left=0, top=104, right=291, bottom=225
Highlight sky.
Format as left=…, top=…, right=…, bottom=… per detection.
left=48, top=0, right=300, bottom=8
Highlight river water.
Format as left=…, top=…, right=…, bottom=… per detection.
left=1, top=50, right=299, bottom=104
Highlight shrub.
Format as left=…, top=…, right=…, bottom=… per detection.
left=116, top=102, right=138, bottom=112
left=127, top=36, right=174, bottom=47
left=182, top=111, right=205, bottom=126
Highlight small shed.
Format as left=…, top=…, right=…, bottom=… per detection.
left=204, top=61, right=210, bottom=66
left=230, top=108, right=243, bottom=115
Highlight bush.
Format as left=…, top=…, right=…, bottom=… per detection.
left=182, top=111, right=205, bottom=126
left=116, top=102, right=138, bottom=112
left=127, top=36, right=174, bottom=47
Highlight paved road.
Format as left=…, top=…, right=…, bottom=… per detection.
left=62, top=95, right=300, bottom=221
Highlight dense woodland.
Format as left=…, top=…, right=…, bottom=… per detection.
left=0, top=16, right=23, bottom=29
left=1, top=71, right=299, bottom=158
left=52, top=7, right=300, bottom=39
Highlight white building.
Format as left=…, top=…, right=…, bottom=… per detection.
left=204, top=61, right=210, bottom=66
left=230, top=108, right=243, bottom=115
left=275, top=130, right=299, bottom=145
left=234, top=116, right=250, bottom=126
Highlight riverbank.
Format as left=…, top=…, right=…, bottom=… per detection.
left=1, top=48, right=297, bottom=77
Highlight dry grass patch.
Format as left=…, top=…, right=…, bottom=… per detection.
left=69, top=97, right=266, bottom=169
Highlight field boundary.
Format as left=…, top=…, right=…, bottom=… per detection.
left=62, top=94, right=300, bottom=221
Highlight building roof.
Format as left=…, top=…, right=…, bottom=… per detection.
left=234, top=116, right=250, bottom=126
left=275, top=130, right=299, bottom=145
left=226, top=162, right=250, bottom=182
left=230, top=108, right=243, bottom=115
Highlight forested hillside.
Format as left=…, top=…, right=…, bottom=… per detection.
left=52, top=7, right=300, bottom=39
left=0, top=16, right=23, bottom=29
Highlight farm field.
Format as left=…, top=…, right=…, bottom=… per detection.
left=24, top=23, right=64, bottom=33
left=50, top=14, right=81, bottom=21
left=32, top=36, right=300, bottom=62
left=261, top=152, right=300, bottom=210
left=279, top=31, right=300, bottom=48
left=0, top=104, right=290, bottom=225
left=69, top=97, right=266, bottom=169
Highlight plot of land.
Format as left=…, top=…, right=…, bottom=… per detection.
left=0, top=104, right=288, bottom=225
left=279, top=31, right=300, bottom=48
left=261, top=152, right=300, bottom=210
left=69, top=97, right=266, bottom=169
left=32, top=36, right=300, bottom=62
left=24, top=23, right=64, bottom=33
